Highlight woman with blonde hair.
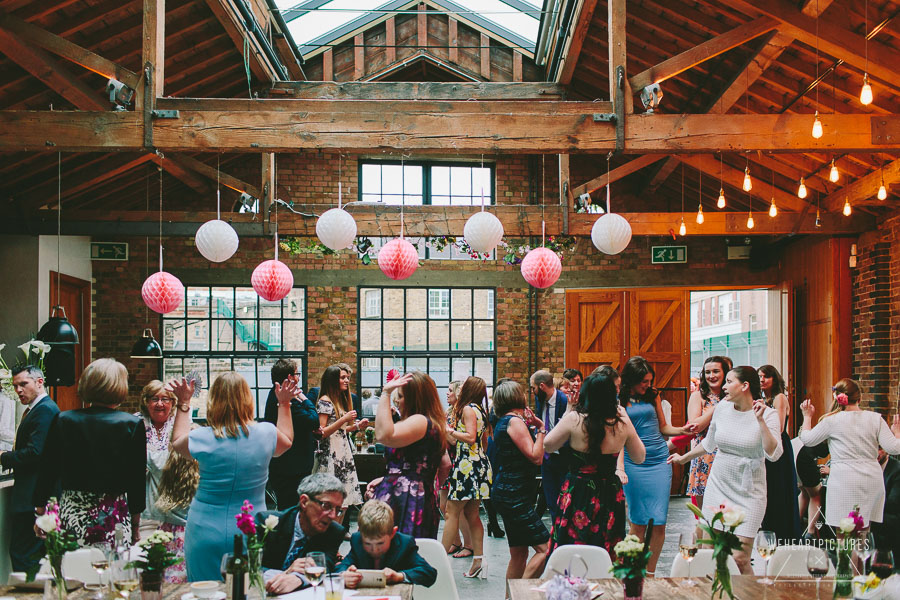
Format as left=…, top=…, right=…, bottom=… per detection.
left=373, top=371, right=450, bottom=538
left=171, top=371, right=297, bottom=581
left=36, top=358, right=146, bottom=544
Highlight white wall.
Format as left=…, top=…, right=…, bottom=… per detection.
left=37, top=235, right=92, bottom=324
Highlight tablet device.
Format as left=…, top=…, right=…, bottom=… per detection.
left=357, top=569, right=387, bottom=588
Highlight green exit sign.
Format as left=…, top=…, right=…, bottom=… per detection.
left=651, top=245, right=687, bottom=264
left=91, top=242, right=129, bottom=261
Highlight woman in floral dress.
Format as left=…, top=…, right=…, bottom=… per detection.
left=373, top=371, right=449, bottom=538
left=313, top=365, right=366, bottom=519
left=544, top=373, right=644, bottom=558
left=686, top=356, right=731, bottom=508
left=443, top=376, right=493, bottom=578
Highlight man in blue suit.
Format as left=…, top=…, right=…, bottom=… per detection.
left=530, top=369, right=570, bottom=521
left=0, top=366, right=59, bottom=571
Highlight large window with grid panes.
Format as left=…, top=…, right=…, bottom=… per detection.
left=357, top=287, right=496, bottom=413
left=160, top=286, right=307, bottom=418
left=359, top=160, right=493, bottom=206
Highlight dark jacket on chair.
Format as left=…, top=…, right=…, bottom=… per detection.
left=335, top=532, right=437, bottom=587
left=256, top=506, right=345, bottom=571
left=35, top=406, right=146, bottom=512
left=0, top=395, right=59, bottom=513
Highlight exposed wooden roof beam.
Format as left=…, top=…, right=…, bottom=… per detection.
left=13, top=207, right=874, bottom=237
left=823, top=158, right=900, bottom=213
left=203, top=0, right=283, bottom=82
left=0, top=28, right=106, bottom=111
left=628, top=17, right=778, bottom=92
left=266, top=81, right=568, bottom=100
left=0, top=10, right=141, bottom=91
left=556, top=0, right=599, bottom=86
left=608, top=0, right=633, bottom=113
left=169, top=154, right=261, bottom=198
left=572, top=155, right=669, bottom=197
left=148, top=153, right=213, bottom=197
left=2, top=106, right=898, bottom=153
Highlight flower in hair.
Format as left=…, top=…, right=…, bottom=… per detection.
left=837, top=393, right=849, bottom=406
left=386, top=369, right=399, bottom=383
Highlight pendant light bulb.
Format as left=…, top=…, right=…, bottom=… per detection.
left=860, top=74, right=873, bottom=106
left=797, top=177, right=808, bottom=199
left=812, top=111, right=823, bottom=139
left=742, top=166, right=752, bottom=192
left=696, top=205, right=704, bottom=225
left=769, top=199, right=777, bottom=218
left=843, top=198, right=852, bottom=216
left=717, top=188, right=726, bottom=209
left=829, top=159, right=840, bottom=183
left=746, top=213, right=755, bottom=230
left=815, top=208, right=821, bottom=228
left=878, top=181, right=887, bottom=201
left=679, top=218, right=687, bottom=237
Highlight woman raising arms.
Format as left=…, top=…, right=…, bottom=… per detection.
left=685, top=356, right=731, bottom=508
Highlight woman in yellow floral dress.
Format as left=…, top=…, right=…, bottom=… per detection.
left=442, top=376, right=493, bottom=579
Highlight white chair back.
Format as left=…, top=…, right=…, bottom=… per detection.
left=545, top=545, right=613, bottom=579
left=669, top=548, right=741, bottom=577
left=413, top=538, right=460, bottom=600
left=61, top=548, right=105, bottom=585
left=768, top=545, right=835, bottom=578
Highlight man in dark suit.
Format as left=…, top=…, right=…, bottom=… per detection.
left=530, top=369, right=571, bottom=521
left=872, top=450, right=900, bottom=571
left=0, top=366, right=60, bottom=571
left=257, top=473, right=347, bottom=595
left=307, top=362, right=361, bottom=415
left=264, top=358, right=321, bottom=509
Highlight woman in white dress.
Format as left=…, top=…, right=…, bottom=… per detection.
left=669, top=366, right=782, bottom=573
left=799, top=378, right=900, bottom=532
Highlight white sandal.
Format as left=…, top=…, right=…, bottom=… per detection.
left=463, top=556, right=487, bottom=580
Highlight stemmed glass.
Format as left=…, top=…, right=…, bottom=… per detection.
left=857, top=532, right=875, bottom=576
left=87, top=543, right=112, bottom=599
left=679, top=530, right=698, bottom=586
left=111, top=557, right=139, bottom=600
left=306, top=552, right=327, bottom=600
left=755, top=530, right=777, bottom=584
left=806, top=546, right=829, bottom=599
left=870, top=549, right=894, bottom=580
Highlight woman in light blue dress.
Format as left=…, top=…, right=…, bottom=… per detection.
left=620, top=356, right=694, bottom=576
left=170, top=372, right=297, bottom=581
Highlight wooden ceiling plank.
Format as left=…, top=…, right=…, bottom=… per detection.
left=572, top=154, right=669, bottom=197
left=203, top=0, right=280, bottom=83
left=22, top=153, right=155, bottom=209
left=0, top=28, right=106, bottom=110
left=608, top=0, right=632, bottom=112
left=137, top=0, right=165, bottom=115
left=148, top=153, right=213, bottom=197
left=823, top=158, right=900, bottom=212
left=556, top=0, right=599, bottom=86
left=628, top=17, right=778, bottom=92
left=266, top=81, right=567, bottom=101
left=169, top=154, right=261, bottom=198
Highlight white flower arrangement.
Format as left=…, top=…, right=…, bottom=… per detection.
left=264, top=515, right=279, bottom=531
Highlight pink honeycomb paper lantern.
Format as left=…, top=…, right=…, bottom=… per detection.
left=142, top=271, right=185, bottom=314
left=251, top=259, right=293, bottom=302
left=378, top=238, right=418, bottom=280
left=520, top=247, right=561, bottom=289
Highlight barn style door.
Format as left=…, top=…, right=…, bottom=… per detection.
left=564, top=290, right=627, bottom=376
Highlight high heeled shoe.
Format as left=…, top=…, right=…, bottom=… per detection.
left=463, top=556, right=487, bottom=580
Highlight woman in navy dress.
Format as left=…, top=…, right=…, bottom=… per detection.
left=620, top=356, right=695, bottom=575
left=170, top=372, right=297, bottom=581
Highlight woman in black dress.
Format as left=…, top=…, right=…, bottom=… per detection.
left=544, top=373, right=644, bottom=557
left=491, top=380, right=549, bottom=581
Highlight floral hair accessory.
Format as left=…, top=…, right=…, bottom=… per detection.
left=837, top=392, right=849, bottom=406
left=386, top=369, right=399, bottom=383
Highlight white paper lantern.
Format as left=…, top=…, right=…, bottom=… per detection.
left=195, top=219, right=239, bottom=262
left=463, top=211, right=504, bottom=253
left=591, top=213, right=632, bottom=255
left=316, top=208, right=357, bottom=251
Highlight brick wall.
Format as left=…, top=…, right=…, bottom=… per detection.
left=852, top=213, right=900, bottom=412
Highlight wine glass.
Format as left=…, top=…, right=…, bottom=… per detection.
left=806, top=546, right=829, bottom=600
left=306, top=552, right=327, bottom=600
left=111, top=558, right=139, bottom=600
left=870, top=549, right=894, bottom=580
left=87, top=543, right=111, bottom=599
left=755, top=530, right=777, bottom=584
left=679, top=530, right=698, bottom=586
left=858, top=532, right=875, bottom=575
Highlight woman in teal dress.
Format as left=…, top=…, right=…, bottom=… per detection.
left=544, top=373, right=644, bottom=558
left=620, top=356, right=695, bottom=575
left=170, top=372, right=297, bottom=581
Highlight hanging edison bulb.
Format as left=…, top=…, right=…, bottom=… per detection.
left=829, top=159, right=840, bottom=183
left=878, top=180, right=888, bottom=200
left=815, top=208, right=821, bottom=227
left=679, top=218, right=687, bottom=236
left=860, top=73, right=873, bottom=106
left=742, top=166, right=752, bottom=192
left=769, top=199, right=778, bottom=217
left=843, top=198, right=852, bottom=216
left=747, top=212, right=755, bottom=229
left=797, top=177, right=808, bottom=199
left=812, top=111, right=823, bottom=139
left=696, top=205, right=704, bottom=224
left=717, top=188, right=726, bottom=209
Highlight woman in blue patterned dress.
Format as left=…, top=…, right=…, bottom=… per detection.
left=620, top=356, right=695, bottom=576
left=373, top=371, right=449, bottom=538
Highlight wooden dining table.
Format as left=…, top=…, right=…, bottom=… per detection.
left=508, top=575, right=843, bottom=599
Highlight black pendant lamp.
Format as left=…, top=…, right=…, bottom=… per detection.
left=131, top=328, right=163, bottom=359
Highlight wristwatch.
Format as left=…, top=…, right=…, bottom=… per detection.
left=177, top=403, right=192, bottom=413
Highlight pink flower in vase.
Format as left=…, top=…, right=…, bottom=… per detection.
left=235, top=500, right=257, bottom=536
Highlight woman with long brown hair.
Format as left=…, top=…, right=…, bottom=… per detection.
left=442, top=376, right=493, bottom=579
left=372, top=371, right=450, bottom=538
left=313, top=365, right=366, bottom=516
left=686, top=356, right=732, bottom=508
left=170, top=371, right=296, bottom=581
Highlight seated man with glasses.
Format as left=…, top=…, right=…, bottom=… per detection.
left=257, top=473, right=347, bottom=594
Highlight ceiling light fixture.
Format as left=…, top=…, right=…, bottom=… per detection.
left=812, top=5, right=823, bottom=138
left=860, top=0, right=873, bottom=105
left=769, top=169, right=777, bottom=217
left=696, top=163, right=704, bottom=224
left=843, top=197, right=852, bottom=216
left=747, top=188, right=754, bottom=230
left=829, top=159, right=840, bottom=183
left=798, top=177, right=808, bottom=199
left=742, top=164, right=752, bottom=192
left=717, top=153, right=726, bottom=208
left=877, top=165, right=887, bottom=200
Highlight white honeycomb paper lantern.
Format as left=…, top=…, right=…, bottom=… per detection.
left=316, top=207, right=357, bottom=251
left=591, top=213, right=632, bottom=255
left=463, top=211, right=504, bottom=253
left=195, top=219, right=239, bottom=262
